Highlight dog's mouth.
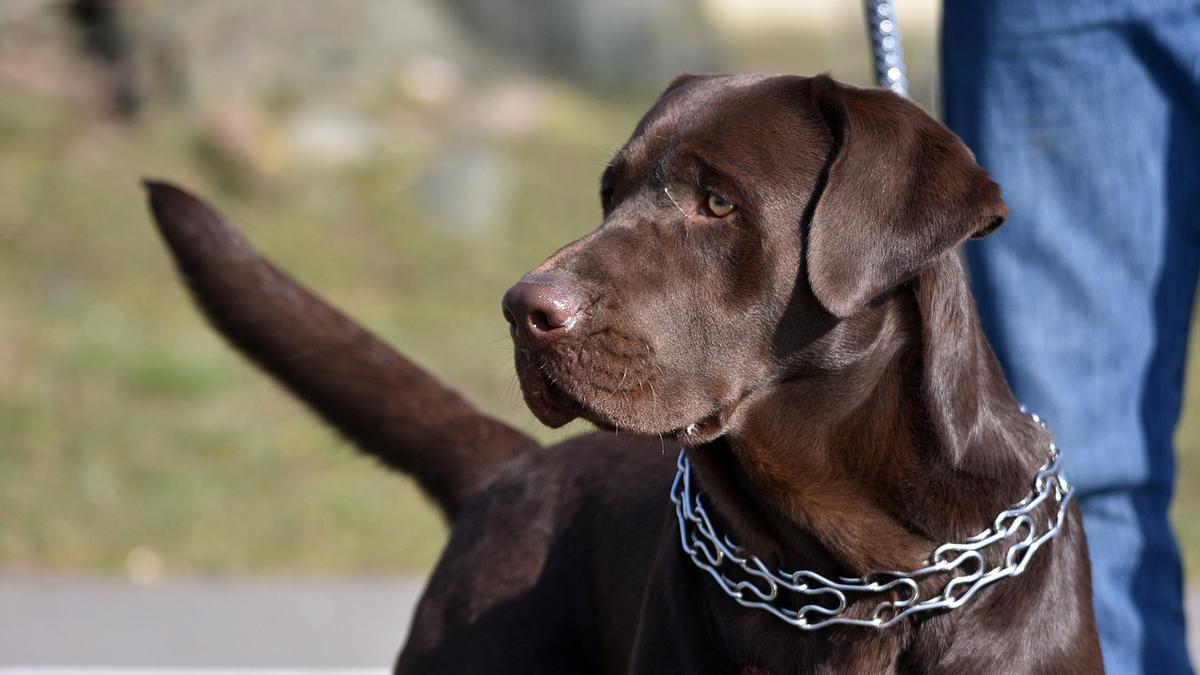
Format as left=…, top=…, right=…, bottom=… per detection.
left=516, top=347, right=745, bottom=446
left=518, top=366, right=638, bottom=433
left=519, top=364, right=583, bottom=428
left=515, top=349, right=653, bottom=432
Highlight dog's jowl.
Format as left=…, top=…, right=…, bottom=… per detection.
left=146, top=73, right=1104, bottom=674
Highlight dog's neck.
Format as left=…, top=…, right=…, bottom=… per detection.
left=687, top=253, right=1049, bottom=576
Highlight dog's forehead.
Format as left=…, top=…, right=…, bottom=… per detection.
left=618, top=74, right=806, bottom=168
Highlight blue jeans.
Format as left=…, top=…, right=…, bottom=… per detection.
left=943, top=2, right=1200, bottom=672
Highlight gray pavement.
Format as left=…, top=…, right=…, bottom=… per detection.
left=0, top=578, right=424, bottom=669
left=0, top=577, right=1197, bottom=668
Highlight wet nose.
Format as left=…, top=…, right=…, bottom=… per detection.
left=502, top=275, right=586, bottom=341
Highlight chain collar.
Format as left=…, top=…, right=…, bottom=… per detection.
left=669, top=410, right=1074, bottom=630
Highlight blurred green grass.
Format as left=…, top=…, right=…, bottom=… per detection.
left=3, top=28, right=1200, bottom=580
left=0, top=80, right=627, bottom=575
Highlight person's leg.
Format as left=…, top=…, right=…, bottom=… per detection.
left=943, top=2, right=1200, bottom=673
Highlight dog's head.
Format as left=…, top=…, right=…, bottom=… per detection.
left=503, top=74, right=1005, bottom=441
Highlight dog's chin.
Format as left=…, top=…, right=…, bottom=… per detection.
left=555, top=386, right=728, bottom=446
left=578, top=405, right=727, bottom=447
left=518, top=364, right=735, bottom=443
left=520, top=376, right=633, bottom=432
left=521, top=372, right=661, bottom=434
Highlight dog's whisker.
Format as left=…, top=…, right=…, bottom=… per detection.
left=645, top=369, right=658, bottom=405
left=596, top=366, right=629, bottom=405
left=663, top=186, right=686, bottom=217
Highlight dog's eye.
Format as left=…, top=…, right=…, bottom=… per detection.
left=706, top=193, right=735, bottom=217
left=600, top=186, right=614, bottom=211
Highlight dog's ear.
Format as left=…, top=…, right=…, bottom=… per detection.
left=663, top=72, right=702, bottom=96
left=805, top=76, right=1006, bottom=318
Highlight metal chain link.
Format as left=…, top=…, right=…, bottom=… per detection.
left=669, top=409, right=1074, bottom=630
left=864, top=0, right=909, bottom=96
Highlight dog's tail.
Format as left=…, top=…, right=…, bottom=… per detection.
left=143, top=180, right=539, bottom=521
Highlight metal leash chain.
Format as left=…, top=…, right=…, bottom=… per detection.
left=669, top=409, right=1075, bottom=630
left=865, top=0, right=909, bottom=96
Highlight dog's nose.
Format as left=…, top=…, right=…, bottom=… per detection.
left=502, top=276, right=585, bottom=341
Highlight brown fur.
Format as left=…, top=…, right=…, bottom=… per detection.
left=144, top=181, right=537, bottom=518
left=145, top=73, right=1103, bottom=673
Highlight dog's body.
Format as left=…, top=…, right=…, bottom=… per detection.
left=146, top=73, right=1103, bottom=673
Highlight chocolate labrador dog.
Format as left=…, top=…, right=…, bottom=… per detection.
left=145, top=73, right=1103, bottom=673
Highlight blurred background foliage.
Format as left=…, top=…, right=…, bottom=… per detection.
left=2, top=0, right=1198, bottom=582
